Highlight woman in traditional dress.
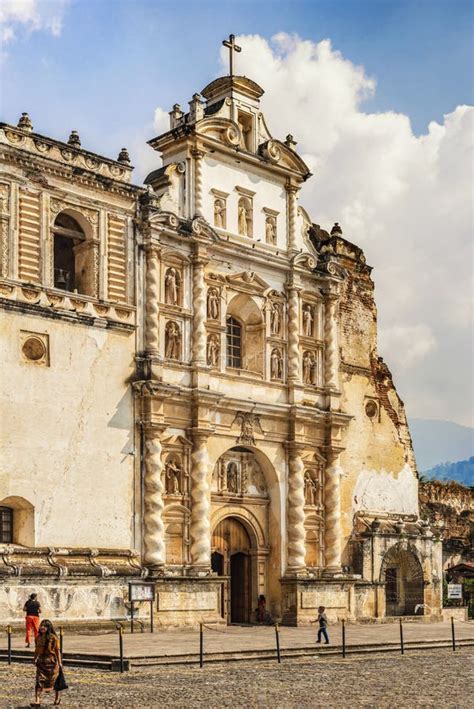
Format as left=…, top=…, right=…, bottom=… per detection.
left=31, top=619, right=62, bottom=706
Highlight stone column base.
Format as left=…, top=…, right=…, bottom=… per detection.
left=280, top=576, right=358, bottom=626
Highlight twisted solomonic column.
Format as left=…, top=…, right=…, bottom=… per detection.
left=287, top=285, right=300, bottom=383
left=189, top=432, right=211, bottom=569
left=287, top=445, right=306, bottom=572
left=192, top=254, right=207, bottom=365
left=145, top=246, right=160, bottom=355
left=192, top=149, right=204, bottom=217
left=143, top=430, right=166, bottom=570
left=324, top=452, right=342, bottom=572
left=324, top=296, right=339, bottom=390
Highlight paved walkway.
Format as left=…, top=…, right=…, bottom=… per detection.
left=6, top=620, right=474, bottom=659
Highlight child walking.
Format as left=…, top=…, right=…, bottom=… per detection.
left=312, top=605, right=329, bottom=644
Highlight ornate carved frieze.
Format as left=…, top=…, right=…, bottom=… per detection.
left=232, top=411, right=264, bottom=446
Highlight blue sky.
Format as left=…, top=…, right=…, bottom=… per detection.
left=1, top=0, right=473, bottom=160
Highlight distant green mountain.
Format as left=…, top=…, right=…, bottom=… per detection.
left=422, top=457, right=474, bottom=486
left=408, top=418, right=474, bottom=471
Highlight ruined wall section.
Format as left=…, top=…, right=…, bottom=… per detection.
left=419, top=480, right=473, bottom=569
left=312, top=227, right=420, bottom=558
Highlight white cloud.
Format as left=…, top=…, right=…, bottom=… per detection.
left=0, top=0, right=68, bottom=45
left=148, top=32, right=473, bottom=426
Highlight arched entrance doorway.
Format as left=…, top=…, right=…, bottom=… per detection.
left=382, top=545, right=424, bottom=616
left=211, top=517, right=253, bottom=623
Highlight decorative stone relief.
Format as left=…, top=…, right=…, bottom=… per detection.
left=232, top=411, right=263, bottom=446
left=265, top=214, right=277, bottom=245
left=165, top=456, right=182, bottom=495
left=270, top=301, right=282, bottom=335
left=207, top=287, right=220, bottom=320
left=237, top=196, right=252, bottom=237
left=270, top=348, right=283, bottom=381
left=302, top=351, right=317, bottom=385
left=302, top=304, right=314, bottom=337
left=212, top=449, right=267, bottom=497
left=287, top=446, right=306, bottom=571
left=206, top=334, right=220, bottom=367
left=164, top=267, right=181, bottom=306
left=189, top=433, right=211, bottom=568
left=164, top=321, right=181, bottom=360
left=304, top=470, right=319, bottom=506
left=143, top=432, right=166, bottom=569
left=214, top=198, right=226, bottom=229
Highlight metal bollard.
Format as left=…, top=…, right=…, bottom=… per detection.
left=118, top=625, right=124, bottom=673
left=399, top=618, right=404, bottom=655
left=342, top=619, right=346, bottom=659
left=274, top=623, right=281, bottom=663
left=199, top=622, right=203, bottom=668
left=451, top=617, right=456, bottom=652
left=59, top=626, right=64, bottom=660
left=7, top=625, right=12, bottom=665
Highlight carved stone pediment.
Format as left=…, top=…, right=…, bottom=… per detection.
left=226, top=270, right=271, bottom=295
left=162, top=434, right=192, bottom=450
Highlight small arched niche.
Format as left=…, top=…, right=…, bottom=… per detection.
left=226, top=294, right=264, bottom=375
left=0, top=496, right=35, bottom=546
left=53, top=211, right=94, bottom=295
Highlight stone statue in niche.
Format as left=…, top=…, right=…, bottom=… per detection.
left=303, top=304, right=314, bottom=337
left=214, top=198, right=226, bottom=229
left=270, top=301, right=281, bottom=335
left=207, top=287, right=220, bottom=320
left=270, top=348, right=283, bottom=381
left=217, top=462, right=227, bottom=492
left=166, top=459, right=182, bottom=494
left=164, top=267, right=180, bottom=306
left=265, top=215, right=277, bottom=245
left=303, top=351, right=314, bottom=385
left=304, top=470, right=318, bottom=506
left=207, top=334, right=220, bottom=367
left=165, top=321, right=181, bottom=360
left=238, top=198, right=252, bottom=237
left=227, top=462, right=239, bottom=493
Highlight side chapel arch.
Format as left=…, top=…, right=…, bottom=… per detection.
left=380, top=542, right=424, bottom=616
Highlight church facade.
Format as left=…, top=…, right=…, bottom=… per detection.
left=0, top=56, right=442, bottom=625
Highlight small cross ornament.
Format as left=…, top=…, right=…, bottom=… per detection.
left=222, top=34, right=242, bottom=77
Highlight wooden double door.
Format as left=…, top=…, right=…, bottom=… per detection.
left=211, top=517, right=252, bottom=624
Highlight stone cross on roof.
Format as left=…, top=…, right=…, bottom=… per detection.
left=222, top=34, right=242, bottom=77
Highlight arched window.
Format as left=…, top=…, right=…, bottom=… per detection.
left=53, top=212, right=86, bottom=292
left=226, top=316, right=242, bottom=369
left=0, top=506, right=13, bottom=543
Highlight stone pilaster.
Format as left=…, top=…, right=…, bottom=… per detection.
left=286, top=444, right=306, bottom=573
left=191, top=250, right=207, bottom=366
left=324, top=451, right=342, bottom=573
left=286, top=183, right=298, bottom=253
left=192, top=149, right=205, bottom=217
left=144, top=245, right=160, bottom=355
left=143, top=425, right=166, bottom=571
left=324, top=294, right=339, bottom=390
left=189, top=429, right=212, bottom=570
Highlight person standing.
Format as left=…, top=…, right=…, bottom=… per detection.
left=23, top=593, right=41, bottom=648
left=257, top=594, right=266, bottom=624
left=312, top=605, right=329, bottom=644
left=31, top=619, right=63, bottom=707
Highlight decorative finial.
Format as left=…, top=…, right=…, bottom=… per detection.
left=222, top=34, right=242, bottom=77
left=169, top=103, right=184, bottom=129
left=189, top=93, right=204, bottom=123
left=67, top=130, right=81, bottom=148
left=285, top=134, right=297, bottom=148
left=331, top=222, right=342, bottom=236
left=17, top=112, right=33, bottom=132
left=117, top=147, right=131, bottom=164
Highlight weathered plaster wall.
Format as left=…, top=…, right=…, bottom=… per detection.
left=0, top=310, right=135, bottom=548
